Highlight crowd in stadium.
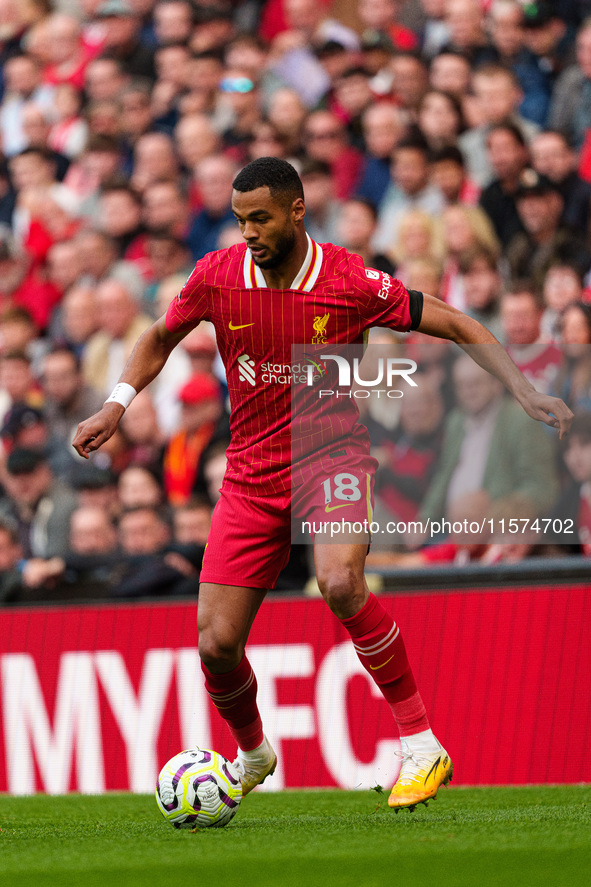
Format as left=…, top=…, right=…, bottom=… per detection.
left=0, top=0, right=591, bottom=603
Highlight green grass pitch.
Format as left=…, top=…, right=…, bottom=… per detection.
left=1, top=786, right=589, bottom=887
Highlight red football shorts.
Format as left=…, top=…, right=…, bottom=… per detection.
left=200, top=449, right=376, bottom=590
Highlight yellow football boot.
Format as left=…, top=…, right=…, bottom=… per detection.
left=388, top=743, right=453, bottom=812
left=233, top=735, right=277, bottom=795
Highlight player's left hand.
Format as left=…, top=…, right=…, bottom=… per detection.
left=517, top=391, right=574, bottom=439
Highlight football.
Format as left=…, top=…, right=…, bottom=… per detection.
left=155, top=748, right=242, bottom=829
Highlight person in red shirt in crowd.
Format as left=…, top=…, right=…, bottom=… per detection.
left=500, top=283, right=563, bottom=394
left=163, top=373, right=226, bottom=506
left=357, top=0, right=418, bottom=52
left=303, top=110, right=363, bottom=200
left=43, top=13, right=102, bottom=91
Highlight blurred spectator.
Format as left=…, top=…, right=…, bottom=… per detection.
left=373, top=136, right=444, bottom=254
left=419, top=354, right=558, bottom=524
left=142, top=178, right=192, bottom=238
left=487, top=0, right=552, bottom=126
left=186, top=154, right=237, bottom=261
left=457, top=246, right=504, bottom=341
left=506, top=168, right=591, bottom=289
left=40, top=346, right=105, bottom=446
left=247, top=119, right=289, bottom=163
left=439, top=204, right=500, bottom=310
left=391, top=208, right=440, bottom=280
left=300, top=159, right=341, bottom=245
left=0, top=350, right=41, bottom=419
left=356, top=102, right=406, bottom=208
left=430, top=145, right=479, bottom=205
left=442, top=0, right=490, bottom=67
left=95, top=0, right=156, bottom=81
left=63, top=134, right=123, bottom=210
left=119, top=78, right=154, bottom=166
left=174, top=113, right=220, bottom=209
left=540, top=262, right=584, bottom=343
left=84, top=55, right=127, bottom=103
left=530, top=129, right=591, bottom=235
left=119, top=388, right=166, bottom=470
left=429, top=48, right=472, bottom=100
left=75, top=227, right=144, bottom=295
left=58, top=284, right=99, bottom=357
left=390, top=52, right=429, bottom=115
left=0, top=306, right=40, bottom=359
left=82, top=277, right=152, bottom=398
left=172, top=495, right=212, bottom=547
left=43, top=13, right=100, bottom=92
left=70, top=462, right=119, bottom=517
left=303, top=110, right=363, bottom=200
left=0, top=401, right=74, bottom=476
left=550, top=411, right=591, bottom=554
left=548, top=19, right=591, bottom=149
left=552, top=302, right=591, bottom=413
left=131, top=131, right=179, bottom=193
left=416, top=88, right=465, bottom=151
left=0, top=53, right=54, bottom=157
left=180, top=326, right=218, bottom=376
left=153, top=0, right=194, bottom=46
left=500, top=284, right=563, bottom=393
left=267, top=87, right=307, bottom=156
left=459, top=64, right=540, bottom=186
left=1, top=446, right=77, bottom=558
left=182, top=49, right=224, bottom=115
left=479, top=122, right=529, bottom=248
left=98, top=180, right=145, bottom=257
left=418, top=0, right=450, bottom=59
left=114, top=504, right=196, bottom=598
left=69, top=505, right=118, bottom=557
left=163, top=372, right=226, bottom=505
left=118, top=464, right=164, bottom=508
left=357, top=0, right=418, bottom=52
left=48, top=84, right=89, bottom=160
left=217, top=72, right=263, bottom=159
left=336, top=197, right=396, bottom=276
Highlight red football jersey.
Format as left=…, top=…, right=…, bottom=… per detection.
left=165, top=236, right=420, bottom=495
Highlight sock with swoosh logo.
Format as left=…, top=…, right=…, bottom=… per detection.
left=340, top=593, right=430, bottom=736
left=202, top=656, right=264, bottom=751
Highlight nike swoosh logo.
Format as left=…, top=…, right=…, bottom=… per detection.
left=229, top=322, right=255, bottom=330
left=325, top=503, right=353, bottom=512
left=369, top=655, right=394, bottom=671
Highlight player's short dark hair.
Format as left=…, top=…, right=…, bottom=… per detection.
left=232, top=157, right=304, bottom=206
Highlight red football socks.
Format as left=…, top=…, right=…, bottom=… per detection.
left=340, top=593, right=430, bottom=736
left=202, top=655, right=264, bottom=751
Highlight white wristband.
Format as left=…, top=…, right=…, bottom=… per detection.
left=104, top=383, right=137, bottom=410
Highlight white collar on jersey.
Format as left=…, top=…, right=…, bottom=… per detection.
left=242, top=233, right=323, bottom=290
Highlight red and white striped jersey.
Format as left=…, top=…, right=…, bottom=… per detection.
left=166, top=236, right=420, bottom=494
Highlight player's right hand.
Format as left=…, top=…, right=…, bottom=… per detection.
left=72, top=403, right=125, bottom=459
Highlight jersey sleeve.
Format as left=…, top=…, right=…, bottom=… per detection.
left=165, top=260, right=211, bottom=333
left=352, top=255, right=423, bottom=332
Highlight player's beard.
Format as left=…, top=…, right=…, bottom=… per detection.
left=251, top=225, right=297, bottom=268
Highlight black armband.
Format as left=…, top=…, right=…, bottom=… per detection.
left=408, top=289, right=424, bottom=330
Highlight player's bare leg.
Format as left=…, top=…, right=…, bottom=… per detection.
left=314, top=541, right=452, bottom=810
left=198, top=582, right=277, bottom=794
